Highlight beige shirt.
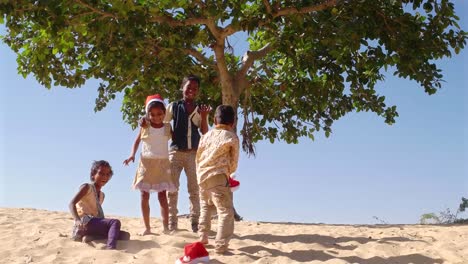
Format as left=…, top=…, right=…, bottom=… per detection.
left=75, top=184, right=104, bottom=218
left=196, top=124, right=239, bottom=186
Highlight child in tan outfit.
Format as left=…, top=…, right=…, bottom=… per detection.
left=196, top=105, right=239, bottom=254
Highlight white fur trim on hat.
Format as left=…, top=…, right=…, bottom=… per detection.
left=145, top=94, right=165, bottom=113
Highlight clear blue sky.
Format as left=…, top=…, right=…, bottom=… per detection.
left=1, top=5, right=467, bottom=224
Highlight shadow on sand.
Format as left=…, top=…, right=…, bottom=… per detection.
left=235, top=233, right=442, bottom=264
left=239, top=233, right=425, bottom=249
left=89, top=238, right=160, bottom=254
left=237, top=245, right=443, bottom=264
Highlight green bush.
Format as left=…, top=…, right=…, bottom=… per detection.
left=419, top=197, right=468, bottom=224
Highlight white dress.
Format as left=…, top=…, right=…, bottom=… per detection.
left=133, top=123, right=177, bottom=192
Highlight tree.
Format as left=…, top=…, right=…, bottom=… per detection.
left=1, top=0, right=466, bottom=154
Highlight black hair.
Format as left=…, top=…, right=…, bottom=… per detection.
left=180, top=75, right=201, bottom=90
left=147, top=101, right=166, bottom=115
left=90, top=160, right=113, bottom=181
left=215, top=105, right=235, bottom=125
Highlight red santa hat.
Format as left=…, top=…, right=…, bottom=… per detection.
left=175, top=242, right=209, bottom=264
left=145, top=94, right=165, bottom=113
left=229, top=173, right=240, bottom=192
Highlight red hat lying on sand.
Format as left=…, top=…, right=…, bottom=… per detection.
left=175, top=242, right=209, bottom=264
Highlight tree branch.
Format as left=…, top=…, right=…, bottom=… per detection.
left=212, top=42, right=231, bottom=81
left=377, top=11, right=396, bottom=36
left=263, top=0, right=272, bottom=14
left=74, top=0, right=117, bottom=19
left=193, top=0, right=206, bottom=9
left=68, top=10, right=96, bottom=25
left=184, top=48, right=215, bottom=69
left=273, top=0, right=337, bottom=18
left=205, top=19, right=223, bottom=41
left=221, top=25, right=238, bottom=39
left=150, top=15, right=209, bottom=27
left=252, top=0, right=338, bottom=31
left=237, top=43, right=274, bottom=80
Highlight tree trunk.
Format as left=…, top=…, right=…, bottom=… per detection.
left=221, top=72, right=247, bottom=106
left=221, top=78, right=236, bottom=106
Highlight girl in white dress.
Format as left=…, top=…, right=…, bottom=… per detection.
left=124, top=94, right=176, bottom=235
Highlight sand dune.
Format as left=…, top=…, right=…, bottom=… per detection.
left=1, top=207, right=467, bottom=264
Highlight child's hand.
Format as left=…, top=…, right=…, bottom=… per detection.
left=123, top=156, right=135, bottom=166
left=198, top=104, right=212, bottom=118
left=138, top=117, right=147, bottom=127
left=72, top=219, right=86, bottom=240
left=74, top=219, right=85, bottom=229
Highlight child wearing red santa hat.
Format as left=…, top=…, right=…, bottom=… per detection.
left=123, top=94, right=177, bottom=235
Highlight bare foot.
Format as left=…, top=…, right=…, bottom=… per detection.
left=138, top=229, right=153, bottom=236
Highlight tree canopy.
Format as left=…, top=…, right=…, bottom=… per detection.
left=1, top=0, right=466, bottom=154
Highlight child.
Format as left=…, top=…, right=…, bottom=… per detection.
left=124, top=94, right=177, bottom=235
left=164, top=75, right=210, bottom=232
left=196, top=105, right=239, bottom=254
left=139, top=76, right=210, bottom=233
left=69, top=160, right=130, bottom=249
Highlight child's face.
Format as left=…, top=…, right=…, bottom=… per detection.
left=148, top=107, right=165, bottom=125
left=182, top=80, right=199, bottom=101
left=93, top=166, right=112, bottom=187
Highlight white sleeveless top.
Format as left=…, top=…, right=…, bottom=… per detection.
left=140, top=124, right=170, bottom=159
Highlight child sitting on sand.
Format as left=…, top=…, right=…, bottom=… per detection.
left=69, top=160, right=130, bottom=249
left=196, top=105, right=239, bottom=254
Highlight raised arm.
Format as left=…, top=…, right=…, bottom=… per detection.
left=198, top=105, right=211, bottom=135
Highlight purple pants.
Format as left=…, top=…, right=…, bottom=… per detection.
left=84, top=218, right=129, bottom=249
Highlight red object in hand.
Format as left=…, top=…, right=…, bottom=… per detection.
left=229, top=176, right=240, bottom=192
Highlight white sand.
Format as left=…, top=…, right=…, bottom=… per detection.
left=1, top=208, right=467, bottom=263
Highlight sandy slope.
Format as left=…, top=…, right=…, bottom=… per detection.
left=1, top=208, right=467, bottom=264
